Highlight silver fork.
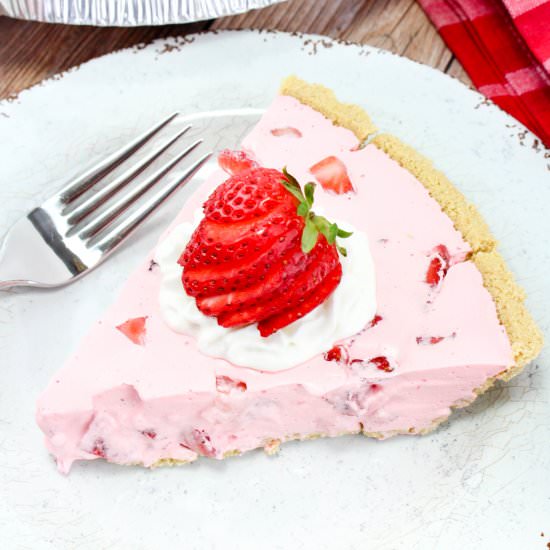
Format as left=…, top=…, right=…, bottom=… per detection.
left=0, top=113, right=211, bottom=289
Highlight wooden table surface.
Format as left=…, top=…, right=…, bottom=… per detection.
left=0, top=0, right=471, bottom=101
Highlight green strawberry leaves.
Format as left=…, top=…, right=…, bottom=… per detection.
left=297, top=202, right=309, bottom=217
left=302, top=218, right=318, bottom=254
left=281, top=167, right=352, bottom=256
left=304, top=182, right=315, bottom=207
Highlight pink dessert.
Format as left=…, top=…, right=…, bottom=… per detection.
left=36, top=80, right=539, bottom=473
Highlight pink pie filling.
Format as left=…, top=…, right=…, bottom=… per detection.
left=36, top=96, right=513, bottom=473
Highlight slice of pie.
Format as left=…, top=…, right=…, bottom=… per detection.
left=37, top=76, right=543, bottom=473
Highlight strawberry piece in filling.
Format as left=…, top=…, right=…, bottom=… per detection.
left=191, top=429, right=216, bottom=457
left=116, top=316, right=147, bottom=346
left=310, top=155, right=354, bottom=194
left=425, top=244, right=451, bottom=287
left=91, top=439, right=106, bottom=458
left=217, top=149, right=259, bottom=176
left=350, top=356, right=395, bottom=373
left=324, top=344, right=349, bottom=363
left=216, top=375, right=247, bottom=394
left=179, top=162, right=351, bottom=336
left=416, top=332, right=457, bottom=345
left=270, top=127, right=303, bottom=138
left=369, top=356, right=394, bottom=372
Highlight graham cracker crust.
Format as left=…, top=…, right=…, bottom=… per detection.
left=280, top=75, right=377, bottom=141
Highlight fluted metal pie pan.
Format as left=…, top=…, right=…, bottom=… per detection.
left=0, top=0, right=283, bottom=26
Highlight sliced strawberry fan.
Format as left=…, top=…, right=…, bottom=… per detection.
left=179, top=156, right=353, bottom=337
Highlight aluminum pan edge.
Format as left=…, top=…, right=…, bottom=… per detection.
left=0, top=0, right=284, bottom=26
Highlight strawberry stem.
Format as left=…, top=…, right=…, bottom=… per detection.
left=281, top=167, right=352, bottom=256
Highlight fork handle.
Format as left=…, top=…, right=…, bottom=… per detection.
left=0, top=216, right=83, bottom=289
left=0, top=219, right=44, bottom=289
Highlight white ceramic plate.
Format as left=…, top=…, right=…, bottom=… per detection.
left=0, top=31, right=548, bottom=550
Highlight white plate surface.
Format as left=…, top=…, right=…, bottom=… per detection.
left=0, top=31, right=548, bottom=550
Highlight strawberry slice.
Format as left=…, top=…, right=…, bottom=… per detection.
left=202, top=237, right=309, bottom=320
left=181, top=218, right=301, bottom=299
left=204, top=167, right=295, bottom=223
left=258, top=263, right=342, bottom=337
left=181, top=168, right=302, bottom=303
left=216, top=236, right=338, bottom=327
left=310, top=156, right=354, bottom=194
left=217, top=149, right=259, bottom=176
left=234, top=237, right=338, bottom=319
left=116, top=316, right=147, bottom=346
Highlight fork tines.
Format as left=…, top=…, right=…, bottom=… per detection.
left=55, top=113, right=210, bottom=253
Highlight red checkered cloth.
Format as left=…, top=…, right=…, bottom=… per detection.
left=418, top=0, right=550, bottom=146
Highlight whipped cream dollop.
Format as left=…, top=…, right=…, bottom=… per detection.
left=155, top=218, right=377, bottom=371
